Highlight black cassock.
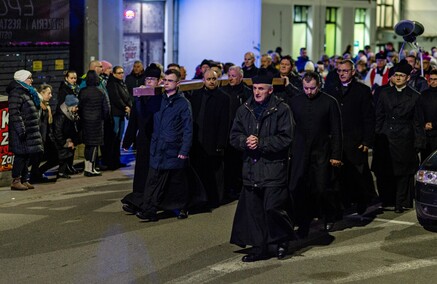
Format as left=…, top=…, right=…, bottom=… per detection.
left=289, top=92, right=343, bottom=224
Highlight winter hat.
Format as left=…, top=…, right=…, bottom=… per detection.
left=65, top=94, right=79, bottom=107
left=144, top=63, right=161, bottom=79
left=14, top=70, right=32, bottom=82
left=252, top=68, right=273, bottom=85
left=395, top=62, right=413, bottom=75
left=375, top=53, right=386, bottom=60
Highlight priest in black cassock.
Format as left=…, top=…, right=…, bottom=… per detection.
left=229, top=69, right=295, bottom=262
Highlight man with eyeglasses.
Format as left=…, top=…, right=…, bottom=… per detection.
left=289, top=72, right=343, bottom=235
left=189, top=69, right=231, bottom=208
left=372, top=62, right=425, bottom=213
left=136, top=69, right=193, bottom=221
left=328, top=60, right=376, bottom=215
left=122, top=64, right=162, bottom=215
left=417, top=69, right=437, bottom=161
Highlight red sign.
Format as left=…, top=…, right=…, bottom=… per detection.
left=0, top=103, right=13, bottom=171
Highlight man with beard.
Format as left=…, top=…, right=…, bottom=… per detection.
left=190, top=69, right=231, bottom=208
left=221, top=65, right=252, bottom=201
left=329, top=59, right=376, bottom=215
left=372, top=62, right=425, bottom=213
left=289, top=72, right=343, bottom=236
left=229, top=69, right=294, bottom=262
left=417, top=69, right=437, bottom=160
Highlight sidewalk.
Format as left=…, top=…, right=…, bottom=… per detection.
left=0, top=150, right=136, bottom=206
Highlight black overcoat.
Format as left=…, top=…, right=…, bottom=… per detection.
left=106, top=75, right=132, bottom=117
left=6, top=81, right=43, bottom=155
left=53, top=105, right=80, bottom=160
left=190, top=87, right=230, bottom=156
left=78, top=86, right=110, bottom=146
left=329, top=78, right=375, bottom=165
left=372, top=85, right=425, bottom=175
left=289, top=92, right=343, bottom=195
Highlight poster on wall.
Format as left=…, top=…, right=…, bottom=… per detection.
left=123, top=36, right=142, bottom=74
left=0, top=103, right=13, bottom=172
left=0, top=0, right=70, bottom=44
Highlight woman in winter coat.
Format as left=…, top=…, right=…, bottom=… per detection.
left=57, top=70, right=79, bottom=112
left=53, top=95, right=81, bottom=179
left=78, top=70, right=110, bottom=176
left=106, top=66, right=132, bottom=170
left=7, top=70, right=43, bottom=190
left=29, top=84, right=59, bottom=183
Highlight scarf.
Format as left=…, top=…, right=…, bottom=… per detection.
left=65, top=80, right=79, bottom=95
left=17, top=80, right=40, bottom=109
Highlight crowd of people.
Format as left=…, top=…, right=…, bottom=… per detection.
left=5, top=43, right=437, bottom=262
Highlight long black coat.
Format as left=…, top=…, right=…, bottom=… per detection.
left=6, top=81, right=43, bottom=155
left=190, top=87, right=230, bottom=156
left=372, top=85, right=425, bottom=176
left=230, top=95, right=293, bottom=188
left=78, top=86, right=110, bottom=146
left=220, top=82, right=252, bottom=122
left=106, top=75, right=132, bottom=117
left=289, top=92, right=343, bottom=195
left=417, top=86, right=437, bottom=159
left=329, top=78, right=375, bottom=165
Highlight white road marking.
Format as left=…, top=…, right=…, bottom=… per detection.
left=167, top=233, right=437, bottom=284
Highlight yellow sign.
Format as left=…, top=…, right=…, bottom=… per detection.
left=33, top=61, right=43, bottom=71
left=55, top=59, right=64, bottom=70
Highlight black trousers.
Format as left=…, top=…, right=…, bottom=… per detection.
left=12, top=153, right=30, bottom=180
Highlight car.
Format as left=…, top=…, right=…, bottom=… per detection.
left=415, top=150, right=437, bottom=226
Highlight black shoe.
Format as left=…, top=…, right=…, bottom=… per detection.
left=277, top=242, right=288, bottom=259
left=177, top=209, right=188, bottom=219
left=119, top=163, right=128, bottom=168
left=357, top=202, right=368, bottom=215
left=30, top=176, right=56, bottom=184
left=122, top=204, right=138, bottom=214
left=241, top=253, right=269, bottom=262
left=84, top=171, right=100, bottom=177
left=394, top=207, right=404, bottom=214
left=136, top=211, right=158, bottom=222
left=98, top=164, right=109, bottom=171
left=57, top=173, right=71, bottom=179
left=296, top=224, right=310, bottom=239
left=324, top=222, right=335, bottom=232
left=66, top=165, right=79, bottom=175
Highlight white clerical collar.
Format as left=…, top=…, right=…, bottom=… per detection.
left=395, top=85, right=407, bottom=92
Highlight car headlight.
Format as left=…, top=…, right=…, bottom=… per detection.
left=416, top=170, right=437, bottom=185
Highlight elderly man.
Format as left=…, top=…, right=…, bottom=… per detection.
left=260, top=54, right=279, bottom=76
left=243, top=52, right=259, bottom=78
left=372, top=62, right=425, bottom=213
left=230, top=69, right=294, bottom=262
left=329, top=60, right=376, bottom=215
left=221, top=65, right=252, bottom=200
left=190, top=69, right=230, bottom=208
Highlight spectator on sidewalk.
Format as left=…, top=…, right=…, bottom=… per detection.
left=7, top=70, right=43, bottom=190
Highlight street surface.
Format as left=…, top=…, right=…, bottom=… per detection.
left=1, top=153, right=437, bottom=283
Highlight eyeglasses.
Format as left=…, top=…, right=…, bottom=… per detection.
left=337, top=69, right=352, bottom=74
left=115, top=72, right=124, bottom=74
left=393, top=73, right=407, bottom=78
left=27, top=77, right=33, bottom=80
left=146, top=77, right=157, bottom=81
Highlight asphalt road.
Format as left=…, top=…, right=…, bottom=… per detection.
left=1, top=160, right=437, bottom=283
